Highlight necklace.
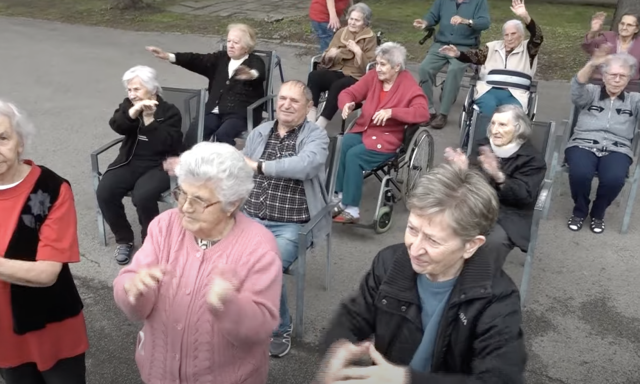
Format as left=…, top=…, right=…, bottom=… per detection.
left=194, top=218, right=235, bottom=250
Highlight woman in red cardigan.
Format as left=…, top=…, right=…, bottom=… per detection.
left=333, top=42, right=430, bottom=223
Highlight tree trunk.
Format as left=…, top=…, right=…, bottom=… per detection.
left=611, top=0, right=640, bottom=30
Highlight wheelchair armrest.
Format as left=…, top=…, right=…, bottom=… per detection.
left=310, top=54, right=323, bottom=72
left=299, top=200, right=339, bottom=240
left=90, top=138, right=124, bottom=175
left=247, top=94, right=278, bottom=131
left=534, top=179, right=552, bottom=211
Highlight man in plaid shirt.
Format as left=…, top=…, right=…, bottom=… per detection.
left=243, top=80, right=330, bottom=357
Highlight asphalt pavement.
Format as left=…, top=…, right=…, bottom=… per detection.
left=1, top=16, right=639, bottom=384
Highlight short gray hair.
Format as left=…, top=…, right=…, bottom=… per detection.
left=407, top=163, right=499, bottom=241
left=489, top=104, right=532, bottom=143
left=227, top=23, right=257, bottom=52
left=502, top=19, right=525, bottom=37
left=376, top=42, right=407, bottom=70
left=175, top=142, right=255, bottom=213
left=602, top=53, right=638, bottom=78
left=281, top=80, right=313, bottom=103
left=0, top=100, right=36, bottom=158
left=347, top=3, right=372, bottom=26
left=122, top=65, right=162, bottom=96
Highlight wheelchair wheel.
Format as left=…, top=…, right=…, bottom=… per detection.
left=401, top=126, right=435, bottom=207
left=374, top=206, right=393, bottom=234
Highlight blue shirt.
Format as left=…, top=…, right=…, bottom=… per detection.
left=409, top=275, right=458, bottom=372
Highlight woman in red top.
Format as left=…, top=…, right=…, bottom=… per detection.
left=309, top=0, right=352, bottom=52
left=0, top=100, right=88, bottom=384
left=334, top=42, right=430, bottom=223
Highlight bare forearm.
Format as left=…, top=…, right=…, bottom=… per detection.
left=326, top=0, right=337, bottom=17
left=577, top=61, right=598, bottom=83
left=0, top=258, right=62, bottom=287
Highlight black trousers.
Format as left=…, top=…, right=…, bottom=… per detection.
left=96, top=163, right=170, bottom=244
left=182, top=112, right=247, bottom=150
left=483, top=223, right=516, bottom=270
left=0, top=353, right=86, bottom=384
left=307, top=69, right=358, bottom=120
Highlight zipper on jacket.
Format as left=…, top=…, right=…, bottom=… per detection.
left=105, top=118, right=141, bottom=173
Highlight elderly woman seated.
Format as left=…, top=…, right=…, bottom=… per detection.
left=147, top=23, right=266, bottom=148
left=565, top=52, right=640, bottom=234
left=97, top=65, right=183, bottom=265
left=332, top=42, right=430, bottom=224
left=306, top=3, right=378, bottom=129
left=583, top=11, right=640, bottom=79
left=444, top=104, right=546, bottom=268
left=113, top=142, right=282, bottom=384
left=319, top=164, right=526, bottom=383
left=439, top=0, right=543, bottom=119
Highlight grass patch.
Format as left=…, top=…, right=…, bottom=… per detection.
left=0, top=0, right=614, bottom=80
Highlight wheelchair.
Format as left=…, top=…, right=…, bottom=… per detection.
left=334, top=110, right=435, bottom=233
left=308, top=31, right=385, bottom=116
left=458, top=73, right=539, bottom=149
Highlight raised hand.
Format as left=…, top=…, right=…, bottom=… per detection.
left=591, top=43, right=613, bottom=65
left=439, top=44, right=460, bottom=58
left=342, top=102, right=356, bottom=119
left=123, top=266, right=167, bottom=304
left=591, top=12, right=607, bottom=32
left=146, top=46, right=170, bottom=61
left=478, top=146, right=502, bottom=180
left=510, top=0, right=529, bottom=20
left=444, top=147, right=469, bottom=170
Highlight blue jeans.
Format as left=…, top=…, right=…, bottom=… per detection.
left=311, top=21, right=334, bottom=53
left=252, top=218, right=302, bottom=335
left=474, top=88, right=522, bottom=117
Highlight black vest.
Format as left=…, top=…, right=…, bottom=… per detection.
left=5, top=166, right=84, bottom=335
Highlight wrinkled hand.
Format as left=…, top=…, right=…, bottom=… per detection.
left=129, top=99, right=158, bottom=118
left=123, top=266, right=167, bottom=304
left=342, top=102, right=356, bottom=119
left=510, top=0, right=529, bottom=19
left=372, top=109, right=392, bottom=126
left=207, top=266, right=239, bottom=310
left=330, top=343, right=409, bottom=384
left=163, top=156, right=180, bottom=176
left=590, top=43, right=613, bottom=65
left=591, top=11, right=607, bottom=32
left=146, top=46, right=170, bottom=61
left=329, top=14, right=341, bottom=32
left=346, top=40, right=362, bottom=55
left=234, top=65, right=256, bottom=80
left=316, top=340, right=371, bottom=384
left=438, top=44, right=460, bottom=58
left=444, top=147, right=469, bottom=170
left=478, top=146, right=502, bottom=180
left=413, top=19, right=427, bottom=30
left=450, top=15, right=467, bottom=25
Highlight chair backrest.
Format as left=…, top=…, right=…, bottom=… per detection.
left=529, top=121, right=556, bottom=170
left=161, top=87, right=207, bottom=144
left=325, top=135, right=341, bottom=196
left=465, top=112, right=492, bottom=157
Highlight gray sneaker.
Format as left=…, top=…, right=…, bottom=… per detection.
left=269, top=322, right=292, bottom=357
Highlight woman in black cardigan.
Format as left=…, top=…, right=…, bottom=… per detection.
left=444, top=104, right=547, bottom=269
left=147, top=23, right=267, bottom=149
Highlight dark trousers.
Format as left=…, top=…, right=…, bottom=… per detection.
left=0, top=353, right=86, bottom=384
left=483, top=223, right=515, bottom=269
left=182, top=112, right=247, bottom=150
left=96, top=163, right=170, bottom=244
left=565, top=146, right=632, bottom=220
left=307, top=69, right=358, bottom=120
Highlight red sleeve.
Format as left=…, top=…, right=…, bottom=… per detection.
left=36, top=183, right=80, bottom=263
left=338, top=70, right=374, bottom=108
left=389, top=78, right=430, bottom=124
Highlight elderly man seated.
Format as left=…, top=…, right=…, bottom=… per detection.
left=318, top=164, right=526, bottom=383
left=413, top=0, right=490, bottom=129
left=565, top=51, right=640, bottom=234
left=440, top=0, right=542, bottom=120
left=242, top=80, right=330, bottom=358
left=444, top=105, right=546, bottom=268
left=333, top=42, right=430, bottom=224
left=97, top=65, right=183, bottom=265
left=146, top=23, right=266, bottom=149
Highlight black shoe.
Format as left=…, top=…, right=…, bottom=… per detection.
left=590, top=218, right=605, bottom=234
left=115, top=243, right=134, bottom=265
left=567, top=216, right=585, bottom=231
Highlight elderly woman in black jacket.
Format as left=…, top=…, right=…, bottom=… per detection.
left=96, top=65, right=183, bottom=265
left=318, top=163, right=526, bottom=384
left=147, top=23, right=266, bottom=149
left=445, top=104, right=546, bottom=268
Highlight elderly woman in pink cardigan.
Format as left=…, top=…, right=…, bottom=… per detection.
left=583, top=11, right=640, bottom=79
left=113, top=142, right=282, bottom=384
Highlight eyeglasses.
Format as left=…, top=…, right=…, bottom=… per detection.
left=605, top=72, right=630, bottom=81
left=172, top=187, right=220, bottom=213
left=619, top=22, right=638, bottom=29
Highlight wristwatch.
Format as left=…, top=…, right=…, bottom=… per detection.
left=467, top=19, right=474, bottom=27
